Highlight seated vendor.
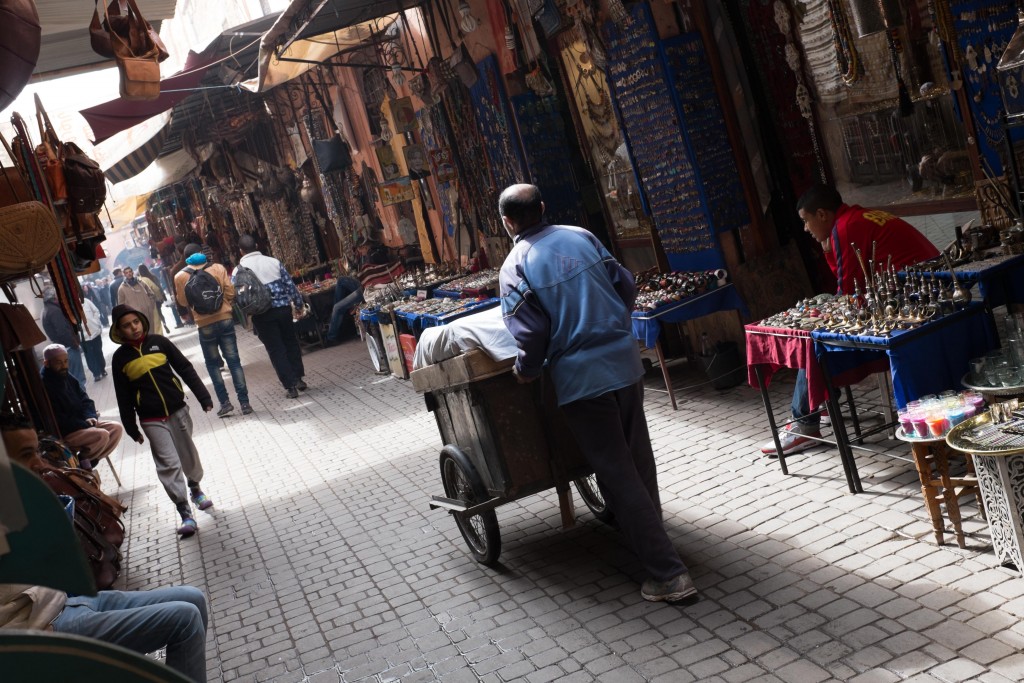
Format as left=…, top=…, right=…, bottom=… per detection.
left=325, top=273, right=364, bottom=346
left=761, top=184, right=939, bottom=456
left=0, top=411, right=210, bottom=683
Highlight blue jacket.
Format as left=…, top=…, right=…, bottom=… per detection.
left=499, top=222, right=643, bottom=405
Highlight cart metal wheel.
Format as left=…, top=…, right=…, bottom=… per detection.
left=440, top=445, right=501, bottom=565
left=574, top=474, right=616, bottom=525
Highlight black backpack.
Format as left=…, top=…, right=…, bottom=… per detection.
left=234, top=265, right=272, bottom=315
left=183, top=266, right=224, bottom=314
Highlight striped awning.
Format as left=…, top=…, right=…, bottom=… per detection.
left=104, top=124, right=171, bottom=185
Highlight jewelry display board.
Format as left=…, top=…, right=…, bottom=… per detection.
left=510, top=92, right=583, bottom=227
left=663, top=33, right=751, bottom=236
left=468, top=54, right=529, bottom=199
left=949, top=0, right=1020, bottom=174
left=603, top=2, right=723, bottom=272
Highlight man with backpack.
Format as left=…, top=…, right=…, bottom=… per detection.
left=234, top=235, right=308, bottom=398
left=173, top=244, right=251, bottom=416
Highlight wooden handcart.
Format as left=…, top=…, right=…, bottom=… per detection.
left=412, top=350, right=612, bottom=565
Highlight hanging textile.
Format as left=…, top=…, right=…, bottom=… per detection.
left=737, top=0, right=827, bottom=196
left=467, top=54, right=529, bottom=199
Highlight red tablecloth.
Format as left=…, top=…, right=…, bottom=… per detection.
left=745, top=324, right=886, bottom=410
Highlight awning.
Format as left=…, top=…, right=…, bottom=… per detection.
left=103, top=121, right=170, bottom=184
left=79, top=36, right=262, bottom=144
left=241, top=0, right=425, bottom=93
left=107, top=142, right=213, bottom=203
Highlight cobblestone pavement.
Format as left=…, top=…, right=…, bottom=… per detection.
left=83, top=323, right=1024, bottom=683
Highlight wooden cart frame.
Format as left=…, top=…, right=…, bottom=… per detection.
left=412, top=350, right=612, bottom=564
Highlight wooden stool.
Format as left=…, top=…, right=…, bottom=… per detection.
left=901, top=431, right=985, bottom=548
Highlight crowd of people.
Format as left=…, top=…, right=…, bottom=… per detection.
left=0, top=233, right=364, bottom=681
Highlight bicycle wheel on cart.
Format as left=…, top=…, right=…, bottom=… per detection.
left=440, top=445, right=501, bottom=565
left=574, top=474, right=616, bottom=525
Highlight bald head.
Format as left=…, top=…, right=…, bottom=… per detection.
left=499, top=183, right=544, bottom=229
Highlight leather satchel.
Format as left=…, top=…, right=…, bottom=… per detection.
left=117, top=53, right=161, bottom=100
left=0, top=303, right=45, bottom=351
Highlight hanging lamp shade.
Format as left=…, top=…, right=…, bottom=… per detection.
left=0, top=0, right=42, bottom=111
left=849, top=0, right=904, bottom=37
left=997, top=11, right=1024, bottom=115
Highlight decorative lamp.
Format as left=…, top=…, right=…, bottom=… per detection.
left=391, top=64, right=406, bottom=87
left=458, top=1, right=479, bottom=34
left=998, top=11, right=1024, bottom=116
left=848, top=0, right=904, bottom=37
left=379, top=115, right=394, bottom=143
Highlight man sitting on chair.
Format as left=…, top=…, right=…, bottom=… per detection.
left=0, top=411, right=209, bottom=683
left=40, top=344, right=123, bottom=471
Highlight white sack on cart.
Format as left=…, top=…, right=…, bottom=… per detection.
left=413, top=306, right=517, bottom=369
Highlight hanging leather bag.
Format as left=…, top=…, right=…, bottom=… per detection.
left=89, top=0, right=168, bottom=62
left=35, top=95, right=107, bottom=212
left=93, top=0, right=165, bottom=100
left=0, top=131, right=62, bottom=277
left=32, top=105, right=66, bottom=201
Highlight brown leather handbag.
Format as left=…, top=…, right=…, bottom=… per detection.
left=89, top=0, right=168, bottom=62
left=0, top=131, right=62, bottom=277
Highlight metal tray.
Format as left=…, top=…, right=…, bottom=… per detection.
left=946, top=411, right=1024, bottom=456
left=960, top=373, right=1024, bottom=397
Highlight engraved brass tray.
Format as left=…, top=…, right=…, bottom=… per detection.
left=946, top=411, right=1024, bottom=457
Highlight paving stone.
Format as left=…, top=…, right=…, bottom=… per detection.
left=96, top=331, right=1024, bottom=683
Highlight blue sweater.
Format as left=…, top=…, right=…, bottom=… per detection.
left=499, top=223, right=643, bottom=405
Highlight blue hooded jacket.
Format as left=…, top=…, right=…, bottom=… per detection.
left=499, top=223, right=643, bottom=405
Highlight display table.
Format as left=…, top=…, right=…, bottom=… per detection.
left=812, top=304, right=998, bottom=410
left=631, top=283, right=748, bottom=409
left=913, top=252, right=1024, bottom=310
left=947, top=412, right=1024, bottom=574
left=895, top=427, right=982, bottom=549
left=745, top=324, right=886, bottom=493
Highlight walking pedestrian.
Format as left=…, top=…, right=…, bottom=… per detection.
left=173, top=245, right=251, bottom=416
left=107, top=268, right=124, bottom=307
left=137, top=263, right=169, bottom=331
left=117, top=266, right=163, bottom=336
left=40, top=286, right=86, bottom=388
left=235, top=235, right=308, bottom=398
left=109, top=304, right=215, bottom=537
left=80, top=293, right=107, bottom=381
left=497, top=184, right=696, bottom=604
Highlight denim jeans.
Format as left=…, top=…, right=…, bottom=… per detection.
left=326, top=277, right=364, bottom=341
left=52, top=586, right=208, bottom=682
left=67, top=346, right=86, bottom=388
left=791, top=369, right=820, bottom=426
left=197, top=318, right=248, bottom=405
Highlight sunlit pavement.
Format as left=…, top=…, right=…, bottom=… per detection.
left=85, top=322, right=1024, bottom=682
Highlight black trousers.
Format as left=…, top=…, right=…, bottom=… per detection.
left=561, top=381, right=687, bottom=583
left=252, top=306, right=305, bottom=389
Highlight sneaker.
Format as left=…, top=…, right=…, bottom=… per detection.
left=641, top=573, right=698, bottom=603
left=759, top=423, right=822, bottom=457
left=190, top=489, right=214, bottom=511
left=296, top=379, right=308, bottom=391
left=286, top=387, right=299, bottom=399
left=240, top=403, right=253, bottom=415
left=177, top=517, right=198, bottom=537
left=217, top=402, right=235, bottom=417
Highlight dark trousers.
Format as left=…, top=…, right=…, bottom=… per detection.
left=561, top=381, right=687, bottom=583
left=252, top=306, right=304, bottom=389
left=82, top=336, right=106, bottom=379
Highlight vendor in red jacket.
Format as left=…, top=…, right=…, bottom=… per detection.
left=761, top=184, right=939, bottom=457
